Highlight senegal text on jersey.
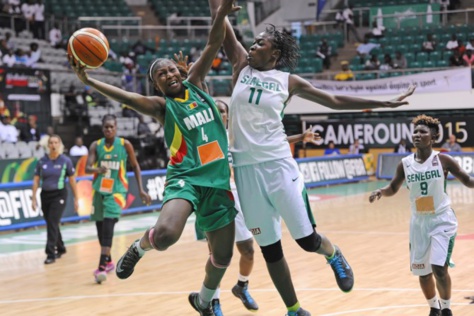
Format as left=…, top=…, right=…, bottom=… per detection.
left=240, top=75, right=282, bottom=91
left=100, top=160, right=120, bottom=170
left=406, top=170, right=442, bottom=183
left=183, top=107, right=215, bottom=131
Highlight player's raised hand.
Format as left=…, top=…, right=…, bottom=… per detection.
left=302, top=126, right=321, bottom=145
left=68, top=55, right=89, bottom=84
left=219, top=0, right=242, bottom=15
left=369, top=189, right=382, bottom=203
left=383, top=84, right=416, bottom=108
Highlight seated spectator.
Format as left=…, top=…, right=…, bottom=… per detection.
left=334, top=60, right=354, bottom=81
left=324, top=141, right=341, bottom=155
left=457, top=39, right=466, bottom=55
left=19, top=114, right=40, bottom=142
left=393, top=51, right=407, bottom=69
left=446, top=34, right=459, bottom=51
left=315, top=39, right=332, bottom=70
left=131, top=39, right=155, bottom=56
left=380, top=53, right=394, bottom=71
left=25, top=42, right=41, bottom=67
left=38, top=125, right=54, bottom=151
left=348, top=139, right=365, bottom=154
left=393, top=139, right=412, bottom=153
left=14, top=48, right=28, bottom=67
left=69, top=136, right=88, bottom=156
left=0, top=114, right=18, bottom=143
left=2, top=49, right=15, bottom=67
left=466, top=38, right=474, bottom=50
left=463, top=49, right=474, bottom=67
left=449, top=50, right=464, bottom=66
left=421, top=33, right=437, bottom=53
left=49, top=23, right=63, bottom=48
left=364, top=54, right=380, bottom=70
left=441, top=134, right=461, bottom=152
left=357, top=36, right=380, bottom=57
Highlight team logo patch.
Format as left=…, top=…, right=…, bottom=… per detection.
left=188, top=102, right=198, bottom=110
left=411, top=263, right=425, bottom=269
left=105, top=154, right=111, bottom=159
left=250, top=228, right=261, bottom=235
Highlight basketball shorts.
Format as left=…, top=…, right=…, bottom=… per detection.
left=163, top=178, right=237, bottom=233
left=409, top=208, right=457, bottom=276
left=91, top=191, right=126, bottom=221
left=234, top=158, right=315, bottom=247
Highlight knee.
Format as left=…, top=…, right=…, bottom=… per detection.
left=432, top=265, right=448, bottom=279
left=211, top=247, right=233, bottom=267
left=150, top=226, right=180, bottom=251
left=296, top=232, right=321, bottom=252
left=237, top=240, right=255, bottom=261
left=260, top=240, right=283, bottom=263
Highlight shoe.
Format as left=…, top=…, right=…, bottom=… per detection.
left=429, top=308, right=441, bottom=316
left=441, top=309, right=453, bottom=316
left=44, top=257, right=55, bottom=264
left=326, top=245, right=354, bottom=292
left=188, top=292, right=215, bottom=316
left=212, top=299, right=223, bottom=316
left=286, top=307, right=311, bottom=316
left=93, top=268, right=107, bottom=284
left=231, top=282, right=258, bottom=311
left=116, top=240, right=141, bottom=279
left=105, top=261, right=115, bottom=273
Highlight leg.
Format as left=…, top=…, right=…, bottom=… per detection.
left=433, top=264, right=453, bottom=315
left=232, top=239, right=259, bottom=311
left=236, top=239, right=254, bottom=277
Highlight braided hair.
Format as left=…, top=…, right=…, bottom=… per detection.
left=264, top=24, right=300, bottom=71
left=412, top=114, right=440, bottom=139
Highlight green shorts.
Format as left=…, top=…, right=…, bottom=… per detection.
left=163, top=179, right=237, bottom=232
left=91, top=191, right=126, bottom=221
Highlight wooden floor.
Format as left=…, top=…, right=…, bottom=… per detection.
left=1, top=181, right=473, bottom=316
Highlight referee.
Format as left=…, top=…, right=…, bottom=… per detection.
left=32, top=134, right=78, bottom=264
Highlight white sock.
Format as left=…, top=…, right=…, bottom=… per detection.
left=427, top=296, right=440, bottom=309
left=440, top=298, right=451, bottom=310
left=238, top=274, right=249, bottom=283
left=198, top=285, right=214, bottom=308
left=134, top=239, right=146, bottom=257
left=212, top=287, right=221, bottom=300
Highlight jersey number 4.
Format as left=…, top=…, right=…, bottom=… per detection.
left=248, top=88, right=263, bottom=105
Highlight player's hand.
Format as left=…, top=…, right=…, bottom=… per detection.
left=140, top=191, right=152, bottom=206
left=68, top=55, right=89, bottom=84
left=383, top=84, right=416, bottom=108
left=173, top=51, right=189, bottom=70
left=302, top=125, right=321, bottom=145
left=369, top=190, right=382, bottom=203
left=219, top=0, right=242, bottom=15
left=97, top=166, right=108, bottom=174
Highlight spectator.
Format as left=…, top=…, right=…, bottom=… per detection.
left=131, top=39, right=155, bottom=56
left=121, top=63, right=142, bottom=94
left=446, top=34, right=458, bottom=51
left=315, top=39, right=332, bottom=70
left=334, top=10, right=345, bottom=29
left=19, top=114, right=40, bottom=142
left=466, top=38, right=474, bottom=50
left=449, top=50, right=464, bottom=66
left=334, top=60, right=354, bottom=81
left=14, top=48, right=28, bottom=67
left=0, top=97, right=10, bottom=117
left=366, top=21, right=384, bottom=39
left=211, top=48, right=225, bottom=74
left=8, top=0, right=21, bottom=14
left=457, top=39, right=466, bottom=56
left=348, top=139, right=365, bottom=154
left=2, top=49, right=15, bottom=67
left=83, top=86, right=98, bottom=107
left=69, top=136, right=88, bottom=156
left=463, top=49, right=474, bottom=67
left=441, top=134, right=462, bottom=152
left=38, top=125, right=54, bottom=151
left=393, top=139, right=412, bottom=153
left=49, top=23, right=63, bottom=48
left=21, top=0, right=35, bottom=34
left=356, top=36, right=380, bottom=58
left=365, top=54, right=380, bottom=70
left=26, top=42, right=41, bottom=67
left=343, top=4, right=362, bottom=42
left=324, top=141, right=341, bottom=155
left=33, top=0, right=45, bottom=39
left=380, top=53, right=394, bottom=71
left=421, top=34, right=437, bottom=53
left=0, top=114, right=18, bottom=143
left=4, top=32, right=15, bottom=52
left=393, top=51, right=407, bottom=69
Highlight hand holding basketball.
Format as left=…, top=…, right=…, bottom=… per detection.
left=68, top=28, right=109, bottom=69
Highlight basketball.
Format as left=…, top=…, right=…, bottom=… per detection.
left=68, top=28, right=109, bottom=69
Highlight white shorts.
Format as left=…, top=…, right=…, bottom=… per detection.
left=234, top=158, right=315, bottom=247
left=409, top=209, right=457, bottom=276
left=232, top=181, right=253, bottom=243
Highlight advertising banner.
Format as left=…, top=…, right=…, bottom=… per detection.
left=308, top=68, right=472, bottom=96
left=370, top=3, right=440, bottom=28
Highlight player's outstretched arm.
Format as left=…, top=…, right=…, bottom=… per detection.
left=369, top=162, right=405, bottom=202
left=289, top=75, right=416, bottom=110
left=287, top=127, right=321, bottom=145
left=439, top=154, right=474, bottom=188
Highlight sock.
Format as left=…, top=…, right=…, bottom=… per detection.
left=198, top=285, right=215, bottom=309
left=427, top=296, right=440, bottom=309
left=98, top=254, right=107, bottom=271
left=325, top=246, right=336, bottom=260
left=212, top=287, right=220, bottom=300
left=287, top=301, right=301, bottom=313
left=237, top=274, right=249, bottom=287
left=440, top=298, right=451, bottom=310
left=135, top=239, right=146, bottom=257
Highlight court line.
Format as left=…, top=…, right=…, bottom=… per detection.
left=320, top=303, right=473, bottom=316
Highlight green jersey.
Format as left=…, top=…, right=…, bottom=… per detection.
left=164, top=81, right=230, bottom=190
left=92, top=137, right=129, bottom=195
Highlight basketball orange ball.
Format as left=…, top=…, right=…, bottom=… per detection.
left=68, top=28, right=109, bottom=68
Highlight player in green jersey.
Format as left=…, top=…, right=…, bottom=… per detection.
left=69, top=1, right=241, bottom=314
left=86, top=114, right=151, bottom=284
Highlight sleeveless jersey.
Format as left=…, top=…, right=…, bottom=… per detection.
left=229, top=66, right=292, bottom=167
left=164, top=80, right=230, bottom=190
left=92, top=137, right=129, bottom=195
left=402, top=151, right=451, bottom=215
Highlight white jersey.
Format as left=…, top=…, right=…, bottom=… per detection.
left=402, top=151, right=451, bottom=216
left=229, top=66, right=292, bottom=167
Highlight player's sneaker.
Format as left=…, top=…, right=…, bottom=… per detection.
left=326, top=245, right=354, bottom=292
left=116, top=240, right=141, bottom=279
left=441, top=309, right=453, bottom=316
left=429, top=308, right=441, bottom=316
left=231, top=281, right=258, bottom=311
left=93, top=268, right=107, bottom=284
left=105, top=261, right=115, bottom=273
left=211, top=298, right=223, bottom=316
left=286, top=307, right=311, bottom=316
left=188, top=292, right=215, bottom=316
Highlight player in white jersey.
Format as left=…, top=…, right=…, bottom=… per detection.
left=207, top=1, right=415, bottom=315
left=369, top=115, right=474, bottom=316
